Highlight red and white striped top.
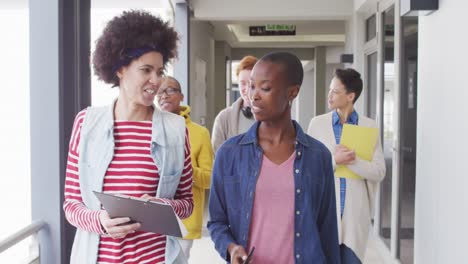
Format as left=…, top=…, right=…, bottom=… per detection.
left=63, top=110, right=193, bottom=264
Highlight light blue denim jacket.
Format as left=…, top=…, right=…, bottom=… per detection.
left=69, top=101, right=189, bottom=264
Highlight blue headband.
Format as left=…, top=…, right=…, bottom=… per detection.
left=112, top=46, right=163, bottom=74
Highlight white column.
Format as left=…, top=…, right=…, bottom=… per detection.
left=30, top=0, right=62, bottom=262
left=173, top=2, right=190, bottom=104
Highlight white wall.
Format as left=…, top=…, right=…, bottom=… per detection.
left=231, top=48, right=315, bottom=61
left=344, top=11, right=366, bottom=114
left=354, top=0, right=377, bottom=12
left=326, top=63, right=344, bottom=89
left=293, top=62, right=315, bottom=129
left=415, top=1, right=468, bottom=263
left=326, top=46, right=345, bottom=64
left=189, top=20, right=215, bottom=129
left=325, top=46, right=345, bottom=116
left=348, top=0, right=379, bottom=115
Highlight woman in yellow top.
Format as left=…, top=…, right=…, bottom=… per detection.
left=157, top=76, right=214, bottom=260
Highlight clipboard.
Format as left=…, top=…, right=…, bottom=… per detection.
left=93, top=191, right=187, bottom=237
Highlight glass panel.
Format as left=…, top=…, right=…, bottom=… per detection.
left=0, top=3, right=32, bottom=263
left=367, top=52, right=378, bottom=119
left=380, top=6, right=395, bottom=249
left=90, top=3, right=173, bottom=106
left=366, top=14, right=377, bottom=41
left=399, top=16, right=418, bottom=264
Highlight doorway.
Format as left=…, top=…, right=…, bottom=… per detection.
left=379, top=5, right=396, bottom=250
left=362, top=2, right=418, bottom=263
left=398, top=16, right=418, bottom=264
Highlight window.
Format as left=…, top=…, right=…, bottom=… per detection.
left=366, top=14, right=377, bottom=42
left=0, top=5, right=32, bottom=263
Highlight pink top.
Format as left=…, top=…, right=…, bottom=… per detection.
left=247, top=152, right=296, bottom=264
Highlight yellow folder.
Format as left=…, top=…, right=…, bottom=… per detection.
left=335, top=124, right=379, bottom=180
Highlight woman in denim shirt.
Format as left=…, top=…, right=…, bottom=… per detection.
left=208, top=52, right=340, bottom=264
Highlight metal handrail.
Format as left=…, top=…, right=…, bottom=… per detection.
left=0, top=220, right=46, bottom=254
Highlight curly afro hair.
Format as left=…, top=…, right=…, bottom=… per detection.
left=92, top=10, right=179, bottom=87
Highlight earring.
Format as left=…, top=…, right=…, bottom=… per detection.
left=288, top=100, right=293, bottom=107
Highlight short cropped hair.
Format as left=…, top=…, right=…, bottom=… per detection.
left=164, top=76, right=181, bottom=90
left=93, top=10, right=178, bottom=87
left=235, top=55, right=258, bottom=77
left=334, top=68, right=363, bottom=103
left=259, top=52, right=303, bottom=86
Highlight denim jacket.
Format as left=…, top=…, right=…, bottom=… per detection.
left=70, top=101, right=188, bottom=264
left=208, top=121, right=340, bottom=264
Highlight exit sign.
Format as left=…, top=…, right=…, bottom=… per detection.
left=249, top=24, right=296, bottom=36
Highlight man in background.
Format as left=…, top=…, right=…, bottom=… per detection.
left=157, top=76, right=214, bottom=260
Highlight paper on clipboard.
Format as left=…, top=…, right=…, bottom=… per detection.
left=335, top=124, right=378, bottom=180
left=93, top=191, right=187, bottom=238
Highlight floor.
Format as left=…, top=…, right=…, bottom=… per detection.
left=188, top=185, right=408, bottom=264
left=189, top=230, right=399, bottom=264
left=380, top=157, right=416, bottom=264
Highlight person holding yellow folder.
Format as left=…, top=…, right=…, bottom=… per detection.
left=307, top=68, right=385, bottom=264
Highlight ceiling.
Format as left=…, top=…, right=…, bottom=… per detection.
left=209, top=20, right=346, bottom=48
left=191, top=0, right=351, bottom=48
left=191, top=0, right=353, bottom=21
left=0, top=0, right=172, bottom=9
left=91, top=0, right=171, bottom=9
left=3, top=0, right=350, bottom=49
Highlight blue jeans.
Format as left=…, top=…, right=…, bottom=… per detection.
left=340, top=244, right=361, bottom=264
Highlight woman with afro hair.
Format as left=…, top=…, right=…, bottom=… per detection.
left=63, top=10, right=193, bottom=264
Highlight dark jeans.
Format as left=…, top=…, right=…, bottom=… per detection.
left=340, top=244, right=362, bottom=264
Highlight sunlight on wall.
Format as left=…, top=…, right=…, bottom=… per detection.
left=0, top=9, right=32, bottom=264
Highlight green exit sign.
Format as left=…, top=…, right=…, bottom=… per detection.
left=265, top=24, right=296, bottom=31
left=249, top=25, right=296, bottom=36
